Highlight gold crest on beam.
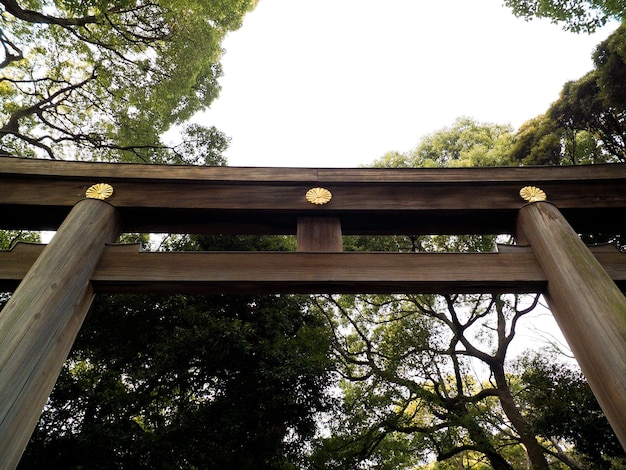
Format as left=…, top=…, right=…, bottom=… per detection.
left=86, top=183, right=114, bottom=200
left=519, top=186, right=547, bottom=203
left=305, top=187, right=332, bottom=205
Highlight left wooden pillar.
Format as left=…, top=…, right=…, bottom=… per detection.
left=0, top=198, right=122, bottom=469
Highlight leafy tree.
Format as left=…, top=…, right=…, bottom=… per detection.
left=549, top=71, right=626, bottom=162
left=0, top=0, right=255, bottom=162
left=594, top=24, right=626, bottom=109
left=511, top=25, right=626, bottom=165
left=372, top=117, right=514, bottom=168
left=515, top=353, right=626, bottom=469
left=18, top=234, right=333, bottom=469
left=509, top=112, right=605, bottom=165
left=502, top=0, right=626, bottom=33
left=310, top=291, right=550, bottom=470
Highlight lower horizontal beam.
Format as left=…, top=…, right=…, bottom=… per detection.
left=1, top=243, right=625, bottom=294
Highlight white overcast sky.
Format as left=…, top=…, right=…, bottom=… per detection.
left=196, top=0, right=618, bottom=168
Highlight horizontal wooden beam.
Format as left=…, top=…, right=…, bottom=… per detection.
left=4, top=156, right=626, bottom=183
left=2, top=157, right=626, bottom=235
left=2, top=243, right=625, bottom=294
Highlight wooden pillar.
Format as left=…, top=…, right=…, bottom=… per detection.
left=297, top=217, right=343, bottom=252
left=517, top=201, right=626, bottom=450
left=0, top=198, right=122, bottom=469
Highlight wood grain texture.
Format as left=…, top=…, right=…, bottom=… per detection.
left=518, top=202, right=626, bottom=451
left=0, top=199, right=121, bottom=470
left=2, top=243, right=625, bottom=294
left=297, top=217, right=343, bottom=252
left=3, top=156, right=626, bottom=182
left=2, top=157, right=626, bottom=235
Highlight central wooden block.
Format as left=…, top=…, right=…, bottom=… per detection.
left=297, top=217, right=343, bottom=252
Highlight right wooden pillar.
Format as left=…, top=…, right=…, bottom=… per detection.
left=517, top=201, right=626, bottom=450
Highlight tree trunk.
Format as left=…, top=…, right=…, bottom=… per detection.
left=464, top=419, right=514, bottom=470
left=492, top=366, right=549, bottom=470
left=443, top=399, right=514, bottom=470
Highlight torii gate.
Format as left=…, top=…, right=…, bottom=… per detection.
left=1, top=156, right=625, bottom=467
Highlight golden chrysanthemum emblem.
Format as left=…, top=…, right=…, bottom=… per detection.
left=86, top=183, right=114, bottom=200
left=306, top=187, right=332, bottom=205
left=519, top=186, right=547, bottom=202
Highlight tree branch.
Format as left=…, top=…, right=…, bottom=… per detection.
left=1, top=0, right=98, bottom=26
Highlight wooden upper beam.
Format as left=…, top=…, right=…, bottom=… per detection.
left=2, top=156, right=626, bottom=235
left=1, top=243, right=625, bottom=295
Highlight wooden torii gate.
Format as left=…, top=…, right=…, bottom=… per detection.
left=1, top=156, right=626, bottom=467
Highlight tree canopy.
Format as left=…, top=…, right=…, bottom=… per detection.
left=510, top=25, right=626, bottom=165
left=514, top=352, right=626, bottom=469
left=372, top=117, right=515, bottom=169
left=310, top=290, right=553, bottom=469
left=503, top=0, right=626, bottom=33
left=0, top=0, right=256, bottom=162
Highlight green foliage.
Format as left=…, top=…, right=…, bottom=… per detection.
left=549, top=71, right=625, bottom=162
left=19, top=235, right=332, bottom=469
left=594, top=24, right=626, bottom=108
left=0, top=231, right=40, bottom=306
left=310, top=291, right=544, bottom=469
left=309, top=357, right=433, bottom=468
left=0, top=0, right=256, bottom=161
left=502, top=0, right=626, bottom=33
left=371, top=117, right=515, bottom=168
left=511, top=25, right=626, bottom=165
left=343, top=233, right=497, bottom=254
left=514, top=353, right=626, bottom=469
left=168, top=124, right=230, bottom=166
left=510, top=114, right=566, bottom=165
left=162, top=233, right=297, bottom=253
